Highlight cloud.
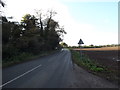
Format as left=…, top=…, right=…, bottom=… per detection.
left=5, top=0, right=65, bottom=21
left=4, top=0, right=118, bottom=46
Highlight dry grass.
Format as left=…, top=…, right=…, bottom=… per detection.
left=73, top=46, right=120, bottom=51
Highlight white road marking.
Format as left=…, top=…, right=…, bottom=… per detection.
left=0, top=64, right=42, bottom=87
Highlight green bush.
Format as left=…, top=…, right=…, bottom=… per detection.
left=12, top=52, right=33, bottom=61
left=71, top=50, right=106, bottom=72
left=3, top=52, right=33, bottom=67
left=90, top=66, right=104, bottom=72
left=2, top=44, right=20, bottom=60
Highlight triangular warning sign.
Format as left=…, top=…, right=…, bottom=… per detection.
left=78, top=39, right=84, bottom=44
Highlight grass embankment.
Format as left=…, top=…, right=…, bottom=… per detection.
left=70, top=50, right=119, bottom=83
left=3, top=50, right=59, bottom=68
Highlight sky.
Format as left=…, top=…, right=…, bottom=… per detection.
left=2, top=0, right=119, bottom=46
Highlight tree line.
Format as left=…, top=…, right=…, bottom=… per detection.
left=69, top=44, right=119, bottom=48
left=2, top=10, right=66, bottom=61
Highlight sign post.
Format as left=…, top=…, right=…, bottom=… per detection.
left=78, top=39, right=84, bottom=59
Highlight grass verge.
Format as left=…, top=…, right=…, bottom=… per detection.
left=70, top=50, right=119, bottom=84
left=3, top=50, right=59, bottom=68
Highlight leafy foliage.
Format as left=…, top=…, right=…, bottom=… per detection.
left=60, top=42, right=68, bottom=47
left=2, top=11, right=66, bottom=61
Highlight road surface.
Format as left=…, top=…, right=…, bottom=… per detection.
left=2, top=49, right=118, bottom=88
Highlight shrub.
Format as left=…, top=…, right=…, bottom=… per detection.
left=2, top=44, right=20, bottom=61
left=71, top=50, right=106, bottom=73
left=90, top=66, right=104, bottom=72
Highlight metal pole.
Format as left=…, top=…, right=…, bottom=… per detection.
left=79, top=44, right=82, bottom=59
left=80, top=44, right=82, bottom=59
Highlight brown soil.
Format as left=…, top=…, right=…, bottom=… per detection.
left=73, top=47, right=120, bottom=84
left=82, top=50, right=119, bottom=70
left=73, top=47, right=119, bottom=70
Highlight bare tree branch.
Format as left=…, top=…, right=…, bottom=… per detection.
left=0, top=0, right=5, bottom=7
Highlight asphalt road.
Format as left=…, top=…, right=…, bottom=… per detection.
left=2, top=49, right=118, bottom=88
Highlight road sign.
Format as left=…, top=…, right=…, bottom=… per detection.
left=78, top=39, right=84, bottom=45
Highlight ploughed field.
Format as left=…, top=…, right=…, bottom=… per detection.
left=73, top=47, right=120, bottom=83
left=73, top=47, right=119, bottom=71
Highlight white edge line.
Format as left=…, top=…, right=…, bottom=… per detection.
left=0, top=64, right=42, bottom=87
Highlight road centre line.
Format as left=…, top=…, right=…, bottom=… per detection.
left=0, top=64, right=42, bottom=87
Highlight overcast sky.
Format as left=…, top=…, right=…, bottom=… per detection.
left=3, top=0, right=119, bottom=46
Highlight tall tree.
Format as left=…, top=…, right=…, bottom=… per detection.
left=35, top=10, right=44, bottom=37
left=46, top=10, right=57, bottom=31
left=21, top=14, right=37, bottom=30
